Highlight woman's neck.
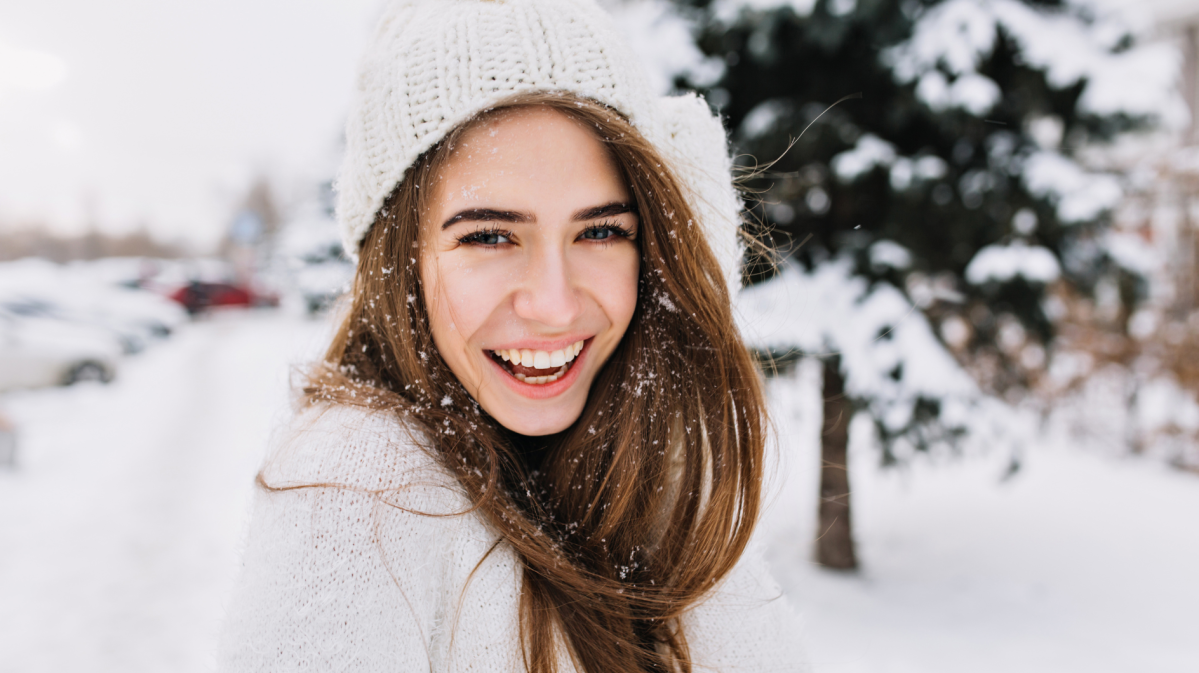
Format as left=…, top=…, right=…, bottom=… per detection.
left=502, top=428, right=561, bottom=473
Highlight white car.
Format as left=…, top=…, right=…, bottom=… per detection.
left=0, top=309, right=120, bottom=391
left=0, top=259, right=188, bottom=351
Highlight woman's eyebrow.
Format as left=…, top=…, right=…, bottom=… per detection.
left=442, top=208, right=532, bottom=229
left=572, top=201, right=637, bottom=221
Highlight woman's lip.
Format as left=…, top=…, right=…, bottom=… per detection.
left=486, top=339, right=590, bottom=399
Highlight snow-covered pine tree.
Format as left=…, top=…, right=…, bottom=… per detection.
left=662, top=0, right=1179, bottom=568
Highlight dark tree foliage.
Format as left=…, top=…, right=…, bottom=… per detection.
left=663, top=0, right=1161, bottom=568
left=672, top=0, right=1152, bottom=398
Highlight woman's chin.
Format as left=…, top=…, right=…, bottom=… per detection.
left=470, top=341, right=598, bottom=435
left=483, top=396, right=585, bottom=437
left=476, top=368, right=588, bottom=435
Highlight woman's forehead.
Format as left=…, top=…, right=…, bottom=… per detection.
left=448, top=106, right=602, bottom=165
left=427, top=106, right=627, bottom=218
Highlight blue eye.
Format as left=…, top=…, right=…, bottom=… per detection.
left=581, top=222, right=632, bottom=242
left=458, top=228, right=512, bottom=246
left=582, top=227, right=614, bottom=240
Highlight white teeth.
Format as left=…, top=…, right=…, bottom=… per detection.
left=493, top=344, right=584, bottom=364
left=492, top=341, right=586, bottom=384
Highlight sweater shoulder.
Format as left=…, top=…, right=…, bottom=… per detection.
left=682, top=539, right=811, bottom=671
left=260, top=403, right=467, bottom=512
left=219, top=404, right=512, bottom=671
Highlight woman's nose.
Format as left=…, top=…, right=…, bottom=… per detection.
left=512, top=245, right=582, bottom=328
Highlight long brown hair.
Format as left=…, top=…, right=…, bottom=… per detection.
left=288, top=91, right=766, bottom=673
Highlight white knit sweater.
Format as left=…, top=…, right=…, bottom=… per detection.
left=217, top=405, right=810, bottom=672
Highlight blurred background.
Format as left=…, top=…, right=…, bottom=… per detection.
left=1, top=1, right=1196, bottom=671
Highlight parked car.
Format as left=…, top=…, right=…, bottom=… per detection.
left=61, top=280, right=188, bottom=339
left=0, top=258, right=187, bottom=351
left=1, top=296, right=146, bottom=354
left=0, top=309, right=119, bottom=391
left=168, top=281, right=279, bottom=315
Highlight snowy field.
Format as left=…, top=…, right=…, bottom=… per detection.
left=1, top=312, right=1197, bottom=672
left=760, top=363, right=1199, bottom=673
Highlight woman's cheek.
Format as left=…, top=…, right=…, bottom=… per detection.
left=583, top=245, right=640, bottom=327
left=436, top=253, right=513, bottom=337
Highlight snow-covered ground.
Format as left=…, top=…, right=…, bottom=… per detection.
left=1, top=313, right=1196, bottom=672
left=761, top=361, right=1199, bottom=673
left=0, top=311, right=331, bottom=673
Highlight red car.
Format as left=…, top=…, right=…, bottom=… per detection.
left=169, top=282, right=278, bottom=315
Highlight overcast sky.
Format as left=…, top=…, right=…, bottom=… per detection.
left=0, top=0, right=1193, bottom=252
left=0, top=0, right=380, bottom=250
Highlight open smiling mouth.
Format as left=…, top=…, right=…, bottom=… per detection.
left=489, top=340, right=585, bottom=385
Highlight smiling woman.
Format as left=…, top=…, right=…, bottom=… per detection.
left=216, top=1, right=809, bottom=672
left=422, top=106, right=640, bottom=435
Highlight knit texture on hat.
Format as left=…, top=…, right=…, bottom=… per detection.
left=338, top=0, right=745, bottom=291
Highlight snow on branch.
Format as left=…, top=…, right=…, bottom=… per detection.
left=870, top=240, right=913, bottom=270
left=884, top=0, right=1186, bottom=123
left=831, top=134, right=896, bottom=181
left=915, top=70, right=1002, bottom=115
left=736, top=261, right=977, bottom=429
left=739, top=99, right=791, bottom=139
left=965, top=241, right=1062, bottom=285
left=736, top=261, right=1034, bottom=454
left=831, top=134, right=948, bottom=190
left=1101, top=231, right=1157, bottom=277
left=1021, top=150, right=1122, bottom=223
left=711, top=0, right=818, bottom=24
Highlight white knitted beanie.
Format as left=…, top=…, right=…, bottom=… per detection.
left=337, top=0, right=744, bottom=291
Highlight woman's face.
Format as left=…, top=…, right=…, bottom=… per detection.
left=420, top=106, right=640, bottom=436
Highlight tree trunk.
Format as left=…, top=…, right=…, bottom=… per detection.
left=1182, top=23, right=1198, bottom=146
left=815, top=355, right=858, bottom=570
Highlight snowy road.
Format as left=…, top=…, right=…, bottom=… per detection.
left=1, top=314, right=1196, bottom=672
left=0, top=312, right=330, bottom=673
